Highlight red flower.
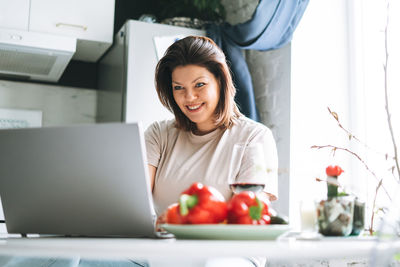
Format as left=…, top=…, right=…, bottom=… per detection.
left=326, top=165, right=344, bottom=177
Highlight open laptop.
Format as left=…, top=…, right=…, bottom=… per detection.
left=0, top=122, right=158, bottom=237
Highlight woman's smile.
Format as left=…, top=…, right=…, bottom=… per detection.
left=186, top=103, right=204, bottom=112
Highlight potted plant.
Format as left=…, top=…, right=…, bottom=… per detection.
left=156, top=0, right=226, bottom=29
left=316, top=165, right=357, bottom=236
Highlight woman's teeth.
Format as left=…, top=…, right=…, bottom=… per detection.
left=187, top=104, right=202, bottom=110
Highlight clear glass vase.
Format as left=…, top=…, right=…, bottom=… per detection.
left=316, top=195, right=355, bottom=236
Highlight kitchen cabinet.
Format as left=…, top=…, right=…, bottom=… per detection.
left=0, top=0, right=30, bottom=30
left=29, top=0, right=115, bottom=62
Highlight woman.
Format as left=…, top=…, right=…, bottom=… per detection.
left=145, top=36, right=278, bottom=217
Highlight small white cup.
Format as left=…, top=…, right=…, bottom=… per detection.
left=300, top=199, right=318, bottom=233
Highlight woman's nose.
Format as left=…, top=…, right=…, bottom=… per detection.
left=185, top=89, right=197, bottom=100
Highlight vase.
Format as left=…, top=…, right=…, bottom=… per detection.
left=316, top=196, right=355, bottom=236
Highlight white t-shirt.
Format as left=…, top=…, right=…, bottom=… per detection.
left=145, top=116, right=278, bottom=216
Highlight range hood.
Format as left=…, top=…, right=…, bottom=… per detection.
left=0, top=29, right=76, bottom=82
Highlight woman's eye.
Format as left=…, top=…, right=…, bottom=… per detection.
left=195, top=82, right=205, bottom=88
left=173, top=85, right=183, bottom=90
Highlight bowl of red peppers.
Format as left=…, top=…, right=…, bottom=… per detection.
left=161, top=182, right=290, bottom=240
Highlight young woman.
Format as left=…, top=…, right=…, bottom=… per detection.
left=145, top=36, right=278, bottom=217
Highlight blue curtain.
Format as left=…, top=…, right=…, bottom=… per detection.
left=207, top=0, right=309, bottom=121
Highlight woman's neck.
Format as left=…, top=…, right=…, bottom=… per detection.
left=193, top=125, right=218, bottom=136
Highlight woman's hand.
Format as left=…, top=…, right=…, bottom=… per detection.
left=155, top=211, right=167, bottom=232
left=148, top=165, right=156, bottom=192
left=264, top=192, right=277, bottom=201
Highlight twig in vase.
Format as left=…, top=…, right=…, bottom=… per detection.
left=311, top=144, right=389, bottom=235
left=311, top=145, right=391, bottom=201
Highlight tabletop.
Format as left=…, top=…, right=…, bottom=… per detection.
left=0, top=233, right=397, bottom=263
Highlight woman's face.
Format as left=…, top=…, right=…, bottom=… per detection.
left=172, top=64, right=220, bottom=134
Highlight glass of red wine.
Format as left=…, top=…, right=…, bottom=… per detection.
left=228, top=143, right=267, bottom=194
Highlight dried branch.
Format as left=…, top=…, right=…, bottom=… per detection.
left=370, top=179, right=383, bottom=235
left=327, top=107, right=362, bottom=143
left=327, top=107, right=395, bottom=161
left=311, top=144, right=392, bottom=201
left=383, top=1, right=400, bottom=180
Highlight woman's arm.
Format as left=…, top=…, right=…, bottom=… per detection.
left=148, top=164, right=167, bottom=229
left=148, top=165, right=157, bottom=192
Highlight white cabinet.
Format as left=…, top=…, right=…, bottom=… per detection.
left=0, top=0, right=30, bottom=30
left=29, top=0, right=115, bottom=62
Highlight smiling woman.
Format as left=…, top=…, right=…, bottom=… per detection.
left=146, top=34, right=278, bottom=267
left=146, top=36, right=278, bottom=217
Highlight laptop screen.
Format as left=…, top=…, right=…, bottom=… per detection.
left=0, top=122, right=156, bottom=237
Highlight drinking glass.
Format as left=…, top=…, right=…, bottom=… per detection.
left=228, top=143, right=267, bottom=194
left=299, top=199, right=321, bottom=239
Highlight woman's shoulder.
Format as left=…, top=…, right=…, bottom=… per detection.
left=232, top=116, right=271, bottom=134
left=228, top=116, right=275, bottom=145
left=145, top=119, right=179, bottom=138
left=147, top=119, right=176, bottom=131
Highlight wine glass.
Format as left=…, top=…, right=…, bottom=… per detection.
left=228, top=142, right=267, bottom=194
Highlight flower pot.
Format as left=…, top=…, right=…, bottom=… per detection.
left=317, top=196, right=355, bottom=236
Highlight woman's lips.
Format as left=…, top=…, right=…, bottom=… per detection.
left=186, top=103, right=204, bottom=112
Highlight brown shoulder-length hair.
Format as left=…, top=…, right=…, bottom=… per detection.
left=155, top=35, right=241, bottom=131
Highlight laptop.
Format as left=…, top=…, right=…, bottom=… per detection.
left=0, top=122, right=158, bottom=237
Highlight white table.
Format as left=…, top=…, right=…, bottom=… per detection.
left=0, top=234, right=398, bottom=266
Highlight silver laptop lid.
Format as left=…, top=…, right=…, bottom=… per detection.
left=0, top=122, right=156, bottom=237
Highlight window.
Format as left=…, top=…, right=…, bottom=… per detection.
left=291, top=0, right=399, bottom=231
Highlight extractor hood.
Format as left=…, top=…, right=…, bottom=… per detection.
left=0, top=29, right=76, bottom=82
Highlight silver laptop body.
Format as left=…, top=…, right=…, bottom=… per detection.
left=0, top=122, right=156, bottom=237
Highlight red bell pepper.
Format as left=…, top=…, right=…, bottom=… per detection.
left=227, top=191, right=271, bottom=225
left=166, top=203, right=187, bottom=224
left=166, top=182, right=228, bottom=224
